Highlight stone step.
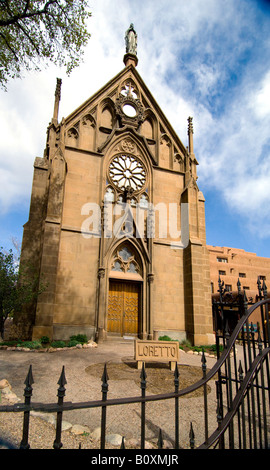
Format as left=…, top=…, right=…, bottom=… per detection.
left=106, top=335, right=137, bottom=343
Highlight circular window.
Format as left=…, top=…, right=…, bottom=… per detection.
left=109, top=154, right=146, bottom=192
left=122, top=103, right=137, bottom=117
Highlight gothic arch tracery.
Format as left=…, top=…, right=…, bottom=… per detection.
left=119, top=79, right=140, bottom=101
left=102, top=134, right=153, bottom=216
left=108, top=153, right=146, bottom=194
left=110, top=243, right=142, bottom=276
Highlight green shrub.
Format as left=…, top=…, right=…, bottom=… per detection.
left=159, top=335, right=184, bottom=348
left=40, top=336, right=50, bottom=344
left=158, top=335, right=173, bottom=342
left=50, top=340, right=66, bottom=348
left=206, top=344, right=224, bottom=354
left=17, top=340, right=42, bottom=349
left=0, top=340, right=18, bottom=346
left=206, top=344, right=223, bottom=353
left=69, top=334, right=87, bottom=344
left=67, top=339, right=80, bottom=348
left=180, top=339, right=192, bottom=349
left=188, top=344, right=224, bottom=355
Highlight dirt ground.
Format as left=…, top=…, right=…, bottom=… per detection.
left=85, top=360, right=211, bottom=396
left=0, top=340, right=219, bottom=449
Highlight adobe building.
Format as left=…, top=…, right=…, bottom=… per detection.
left=208, top=245, right=270, bottom=298
left=14, top=25, right=214, bottom=346
left=208, top=244, right=270, bottom=333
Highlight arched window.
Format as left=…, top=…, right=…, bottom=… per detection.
left=111, top=244, right=141, bottom=275
left=141, top=118, right=153, bottom=140
left=81, top=114, right=96, bottom=150
left=101, top=106, right=113, bottom=129
left=67, top=127, right=79, bottom=147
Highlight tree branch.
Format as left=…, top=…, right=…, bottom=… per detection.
left=23, top=0, right=30, bottom=16
left=16, top=19, right=40, bottom=55
left=0, top=0, right=59, bottom=27
left=0, top=31, right=19, bottom=61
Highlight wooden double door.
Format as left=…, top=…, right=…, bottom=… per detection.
left=107, top=280, right=141, bottom=336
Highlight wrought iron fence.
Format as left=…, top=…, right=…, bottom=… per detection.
left=210, top=277, right=270, bottom=449
left=0, top=278, right=269, bottom=449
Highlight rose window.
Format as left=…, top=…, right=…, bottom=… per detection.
left=109, top=154, right=146, bottom=192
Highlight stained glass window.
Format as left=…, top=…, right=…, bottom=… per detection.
left=112, top=261, right=123, bottom=272
left=119, top=246, right=131, bottom=261
left=111, top=245, right=141, bottom=275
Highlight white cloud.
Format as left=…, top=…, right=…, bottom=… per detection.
left=251, top=70, right=270, bottom=119
left=197, top=65, right=270, bottom=239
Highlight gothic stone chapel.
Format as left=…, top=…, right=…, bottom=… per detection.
left=15, top=25, right=214, bottom=346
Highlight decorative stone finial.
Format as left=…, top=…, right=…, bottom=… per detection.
left=187, top=116, right=193, bottom=135
left=187, top=116, right=194, bottom=155
left=52, top=77, right=62, bottom=124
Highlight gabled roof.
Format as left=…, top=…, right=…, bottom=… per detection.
left=64, top=64, right=187, bottom=155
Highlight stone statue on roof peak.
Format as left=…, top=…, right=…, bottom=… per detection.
left=125, top=23, right=137, bottom=55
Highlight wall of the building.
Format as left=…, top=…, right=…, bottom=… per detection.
left=151, top=166, right=185, bottom=340
left=208, top=245, right=270, bottom=297
left=152, top=243, right=185, bottom=340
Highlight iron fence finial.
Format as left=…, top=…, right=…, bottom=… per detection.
left=158, top=428, right=164, bottom=449
left=243, top=288, right=248, bottom=305
left=201, top=348, right=207, bottom=365
left=120, top=437, right=125, bottom=449
left=102, top=363, right=109, bottom=385
left=238, top=361, right=244, bottom=382
left=189, top=422, right=195, bottom=449
left=140, top=362, right=147, bottom=383
left=57, top=366, right=67, bottom=389
left=174, top=363, right=179, bottom=393
left=24, top=365, right=34, bottom=389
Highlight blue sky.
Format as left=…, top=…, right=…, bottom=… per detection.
left=1, top=0, right=270, bottom=258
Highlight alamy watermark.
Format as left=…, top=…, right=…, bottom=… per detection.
left=81, top=202, right=189, bottom=249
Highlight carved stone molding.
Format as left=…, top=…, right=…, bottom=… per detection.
left=98, top=267, right=106, bottom=279
left=121, top=138, right=136, bottom=153
left=34, top=157, right=49, bottom=170
left=115, top=93, right=144, bottom=127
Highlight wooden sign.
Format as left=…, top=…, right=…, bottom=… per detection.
left=134, top=340, right=179, bottom=370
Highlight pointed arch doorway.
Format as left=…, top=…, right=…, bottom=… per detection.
left=108, top=280, right=141, bottom=336
left=107, top=244, right=143, bottom=337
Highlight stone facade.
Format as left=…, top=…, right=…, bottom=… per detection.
left=14, top=33, right=214, bottom=346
